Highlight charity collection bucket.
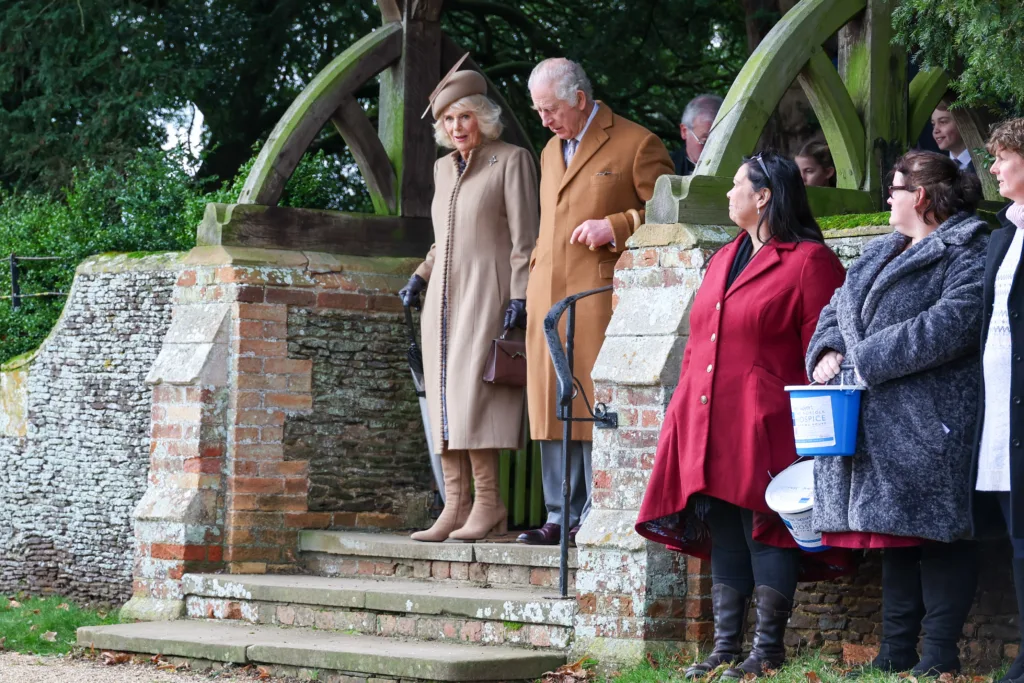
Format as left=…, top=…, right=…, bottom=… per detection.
left=765, top=460, right=827, bottom=552
left=785, top=367, right=864, bottom=456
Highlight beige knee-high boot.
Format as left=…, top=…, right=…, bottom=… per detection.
left=448, top=449, right=508, bottom=541
left=411, top=450, right=471, bottom=542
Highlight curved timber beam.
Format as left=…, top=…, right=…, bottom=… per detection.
left=797, top=48, right=866, bottom=190
left=330, top=96, right=398, bottom=215
left=908, top=68, right=949, bottom=142
left=238, top=23, right=403, bottom=207
left=695, top=0, right=867, bottom=178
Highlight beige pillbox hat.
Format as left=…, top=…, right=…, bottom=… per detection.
left=422, top=54, right=487, bottom=120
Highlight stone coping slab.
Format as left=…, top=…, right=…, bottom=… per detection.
left=77, top=621, right=565, bottom=682
left=183, top=573, right=577, bottom=626
left=299, top=531, right=578, bottom=569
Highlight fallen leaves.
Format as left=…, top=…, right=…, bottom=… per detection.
left=256, top=666, right=273, bottom=680
left=100, top=651, right=131, bottom=666
left=40, top=631, right=57, bottom=642
left=541, top=657, right=596, bottom=683
left=842, top=643, right=878, bottom=666
left=7, top=599, right=20, bottom=609
left=56, top=603, right=69, bottom=611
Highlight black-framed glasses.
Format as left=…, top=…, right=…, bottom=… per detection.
left=888, top=184, right=916, bottom=196
left=751, top=153, right=772, bottom=186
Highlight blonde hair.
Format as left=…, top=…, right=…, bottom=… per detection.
left=433, top=95, right=504, bottom=149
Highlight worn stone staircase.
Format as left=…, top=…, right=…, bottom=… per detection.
left=78, top=531, right=579, bottom=682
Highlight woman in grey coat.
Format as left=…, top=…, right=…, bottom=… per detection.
left=807, top=151, right=987, bottom=676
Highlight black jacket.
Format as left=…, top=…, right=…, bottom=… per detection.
left=670, top=148, right=696, bottom=176
left=970, top=205, right=1024, bottom=538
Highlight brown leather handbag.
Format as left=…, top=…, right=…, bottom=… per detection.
left=482, top=331, right=527, bottom=387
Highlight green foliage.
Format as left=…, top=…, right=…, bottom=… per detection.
left=893, top=0, right=1024, bottom=113
left=444, top=0, right=748, bottom=149
left=0, top=1, right=748, bottom=196
left=0, top=595, right=120, bottom=655
left=604, top=651, right=1004, bottom=683
left=817, top=212, right=891, bottom=231
left=0, top=144, right=356, bottom=364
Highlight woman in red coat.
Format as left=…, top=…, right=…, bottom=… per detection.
left=636, top=151, right=846, bottom=679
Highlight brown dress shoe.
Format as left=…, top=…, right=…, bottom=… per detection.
left=516, top=522, right=561, bottom=545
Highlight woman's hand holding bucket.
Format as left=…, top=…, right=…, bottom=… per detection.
left=812, top=350, right=845, bottom=384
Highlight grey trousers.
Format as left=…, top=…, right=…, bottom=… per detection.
left=540, top=439, right=593, bottom=528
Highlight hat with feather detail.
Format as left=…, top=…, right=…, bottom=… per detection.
left=422, top=53, right=487, bottom=120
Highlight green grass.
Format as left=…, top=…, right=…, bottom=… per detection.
left=0, top=595, right=120, bottom=654
left=601, top=651, right=1007, bottom=683
left=818, top=212, right=891, bottom=231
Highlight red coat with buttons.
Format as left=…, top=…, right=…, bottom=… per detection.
left=636, top=234, right=848, bottom=578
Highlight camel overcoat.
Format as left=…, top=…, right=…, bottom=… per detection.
left=526, top=102, right=673, bottom=442
left=414, top=140, right=539, bottom=453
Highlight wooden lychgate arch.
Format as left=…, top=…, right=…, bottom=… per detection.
left=648, top=0, right=999, bottom=227
left=197, top=0, right=534, bottom=257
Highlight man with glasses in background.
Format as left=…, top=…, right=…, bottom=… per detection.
left=672, top=94, right=723, bottom=176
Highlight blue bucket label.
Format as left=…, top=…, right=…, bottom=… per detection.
left=790, top=395, right=836, bottom=448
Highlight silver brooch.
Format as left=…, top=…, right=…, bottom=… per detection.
left=489, top=155, right=498, bottom=166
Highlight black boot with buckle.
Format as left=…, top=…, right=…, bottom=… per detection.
left=684, top=584, right=750, bottom=679
left=722, top=585, right=791, bottom=679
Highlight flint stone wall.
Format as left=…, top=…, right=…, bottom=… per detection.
left=0, top=253, right=182, bottom=603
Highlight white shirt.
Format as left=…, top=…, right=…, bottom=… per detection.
left=977, top=226, right=1024, bottom=491
left=951, top=148, right=973, bottom=171
left=562, top=103, right=600, bottom=167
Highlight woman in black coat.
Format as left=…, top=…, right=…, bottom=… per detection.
left=808, top=151, right=987, bottom=676
left=971, top=118, right=1024, bottom=683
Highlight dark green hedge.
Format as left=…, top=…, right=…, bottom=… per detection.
left=0, top=146, right=370, bottom=364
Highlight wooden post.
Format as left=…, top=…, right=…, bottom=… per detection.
left=378, top=0, right=444, bottom=218
left=839, top=0, right=907, bottom=205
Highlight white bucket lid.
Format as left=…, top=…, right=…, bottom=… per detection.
left=785, top=385, right=864, bottom=392
left=765, top=460, right=815, bottom=515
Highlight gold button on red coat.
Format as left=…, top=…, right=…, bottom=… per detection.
left=700, top=395, right=708, bottom=404
left=716, top=302, right=721, bottom=310
left=707, top=364, right=713, bottom=372
left=710, top=333, right=717, bottom=342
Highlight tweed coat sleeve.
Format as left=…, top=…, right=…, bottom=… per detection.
left=846, top=245, right=985, bottom=388
left=605, top=133, right=673, bottom=253
left=505, top=148, right=539, bottom=300
left=799, top=248, right=846, bottom=364
left=805, top=287, right=845, bottom=380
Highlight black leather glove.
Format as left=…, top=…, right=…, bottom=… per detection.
left=399, top=274, right=426, bottom=309
left=503, top=299, right=527, bottom=330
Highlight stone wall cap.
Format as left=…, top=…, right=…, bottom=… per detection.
left=77, top=251, right=186, bottom=274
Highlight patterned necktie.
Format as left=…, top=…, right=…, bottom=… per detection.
left=565, top=138, right=578, bottom=166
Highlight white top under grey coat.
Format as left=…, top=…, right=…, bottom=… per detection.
left=977, top=203, right=1024, bottom=490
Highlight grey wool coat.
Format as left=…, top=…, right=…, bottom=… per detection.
left=805, top=211, right=989, bottom=542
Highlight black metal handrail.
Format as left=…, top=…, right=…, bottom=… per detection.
left=543, top=285, right=618, bottom=598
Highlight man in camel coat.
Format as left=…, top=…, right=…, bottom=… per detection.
left=518, top=58, right=673, bottom=545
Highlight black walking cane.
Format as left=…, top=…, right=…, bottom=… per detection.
left=543, top=286, right=619, bottom=598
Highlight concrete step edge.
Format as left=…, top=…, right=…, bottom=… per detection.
left=298, top=530, right=579, bottom=569
left=182, top=573, right=577, bottom=627
left=77, top=621, right=566, bottom=682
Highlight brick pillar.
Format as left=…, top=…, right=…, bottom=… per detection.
left=574, top=223, right=729, bottom=665
left=124, top=250, right=316, bottom=620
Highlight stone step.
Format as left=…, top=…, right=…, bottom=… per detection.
left=182, top=573, right=576, bottom=650
left=299, top=530, right=577, bottom=590
left=77, top=621, right=565, bottom=682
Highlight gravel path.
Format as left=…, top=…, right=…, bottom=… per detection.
left=0, top=653, right=274, bottom=683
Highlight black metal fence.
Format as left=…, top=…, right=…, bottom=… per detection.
left=3, top=254, right=70, bottom=309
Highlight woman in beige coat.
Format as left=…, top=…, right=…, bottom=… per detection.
left=399, top=68, right=539, bottom=542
